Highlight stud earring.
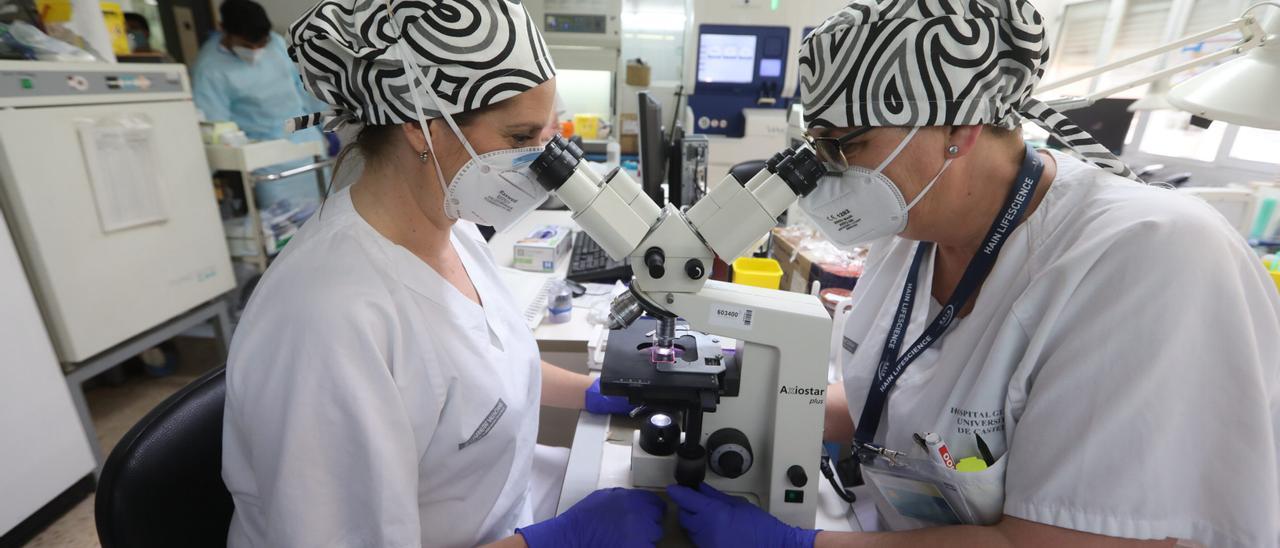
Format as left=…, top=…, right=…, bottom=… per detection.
left=947, top=144, right=960, bottom=156
left=419, top=149, right=431, bottom=163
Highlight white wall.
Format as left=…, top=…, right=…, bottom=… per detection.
left=1033, top=0, right=1066, bottom=52
left=260, top=0, right=318, bottom=34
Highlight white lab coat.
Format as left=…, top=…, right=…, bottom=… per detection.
left=222, top=187, right=542, bottom=548
left=838, top=150, right=1280, bottom=547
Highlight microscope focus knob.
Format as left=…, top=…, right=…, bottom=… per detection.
left=644, top=247, right=666, bottom=278
left=718, top=452, right=745, bottom=478
left=684, top=259, right=705, bottom=280
left=707, top=428, right=753, bottom=479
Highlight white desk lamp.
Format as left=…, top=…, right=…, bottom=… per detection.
left=1038, top=2, right=1280, bottom=130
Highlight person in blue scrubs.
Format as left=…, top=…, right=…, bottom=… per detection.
left=193, top=0, right=330, bottom=211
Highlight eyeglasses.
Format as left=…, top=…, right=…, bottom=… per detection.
left=805, top=126, right=873, bottom=171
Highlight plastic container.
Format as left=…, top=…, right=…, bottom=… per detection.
left=606, top=140, right=621, bottom=167
left=732, top=257, right=783, bottom=290
left=574, top=114, right=601, bottom=139
left=546, top=281, right=574, bottom=324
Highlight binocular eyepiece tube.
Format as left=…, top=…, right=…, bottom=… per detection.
left=530, top=135, right=662, bottom=261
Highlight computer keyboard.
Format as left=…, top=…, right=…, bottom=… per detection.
left=568, top=232, right=633, bottom=284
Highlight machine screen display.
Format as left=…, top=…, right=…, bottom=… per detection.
left=545, top=13, right=606, bottom=34
left=759, top=58, right=782, bottom=78
left=697, top=34, right=758, bottom=84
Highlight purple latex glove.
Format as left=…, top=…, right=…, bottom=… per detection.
left=666, top=483, right=819, bottom=548
left=516, top=487, right=664, bottom=548
left=585, top=377, right=636, bottom=415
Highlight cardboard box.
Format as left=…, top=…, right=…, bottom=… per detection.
left=770, top=228, right=861, bottom=294
left=625, top=61, right=652, bottom=87
left=513, top=225, right=573, bottom=272
left=619, top=113, right=639, bottom=155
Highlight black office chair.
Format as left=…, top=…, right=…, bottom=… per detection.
left=729, top=159, right=768, bottom=185
left=95, top=366, right=233, bottom=548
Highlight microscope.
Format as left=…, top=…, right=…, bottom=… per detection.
left=530, top=136, right=832, bottom=528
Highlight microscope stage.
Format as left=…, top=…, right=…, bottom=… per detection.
left=600, top=317, right=740, bottom=410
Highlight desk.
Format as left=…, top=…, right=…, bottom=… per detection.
left=491, top=209, right=608, bottom=446
left=489, top=209, right=599, bottom=354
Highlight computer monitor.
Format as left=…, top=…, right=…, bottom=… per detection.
left=638, top=91, right=667, bottom=205
left=697, top=33, right=758, bottom=84
left=1048, top=98, right=1137, bottom=155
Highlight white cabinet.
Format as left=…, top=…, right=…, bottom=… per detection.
left=0, top=206, right=96, bottom=534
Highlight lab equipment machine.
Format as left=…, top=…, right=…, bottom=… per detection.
left=669, top=131, right=709, bottom=206
left=0, top=61, right=234, bottom=364
left=530, top=135, right=832, bottom=527
left=687, top=24, right=791, bottom=138
left=524, top=0, right=620, bottom=135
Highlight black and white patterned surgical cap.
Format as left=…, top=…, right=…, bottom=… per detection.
left=286, top=0, right=555, bottom=132
left=799, top=0, right=1137, bottom=180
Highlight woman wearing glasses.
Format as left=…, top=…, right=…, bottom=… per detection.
left=663, top=1, right=1280, bottom=547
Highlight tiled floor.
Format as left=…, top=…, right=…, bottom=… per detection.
left=23, top=337, right=224, bottom=548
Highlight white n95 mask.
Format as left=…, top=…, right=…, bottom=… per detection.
left=232, top=46, right=264, bottom=65
left=390, top=38, right=549, bottom=232
left=799, top=127, right=951, bottom=248
left=442, top=145, right=548, bottom=231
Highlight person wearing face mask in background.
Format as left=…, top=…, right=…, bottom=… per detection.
left=193, top=0, right=335, bottom=213
left=122, top=13, right=162, bottom=56
left=222, top=1, right=659, bottom=547
left=665, top=1, right=1280, bottom=547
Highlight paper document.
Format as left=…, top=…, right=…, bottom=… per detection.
left=498, top=267, right=556, bottom=330
left=77, top=114, right=168, bottom=232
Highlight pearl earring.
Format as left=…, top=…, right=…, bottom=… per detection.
left=947, top=145, right=960, bottom=155
left=419, top=149, right=431, bottom=163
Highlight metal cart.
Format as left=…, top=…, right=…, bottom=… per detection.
left=204, top=139, right=332, bottom=272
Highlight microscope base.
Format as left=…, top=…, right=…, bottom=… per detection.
left=630, top=430, right=763, bottom=506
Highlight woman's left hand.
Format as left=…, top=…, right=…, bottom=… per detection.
left=584, top=377, right=636, bottom=415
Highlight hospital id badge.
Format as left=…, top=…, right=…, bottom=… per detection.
left=860, top=459, right=965, bottom=525
left=860, top=452, right=1007, bottom=526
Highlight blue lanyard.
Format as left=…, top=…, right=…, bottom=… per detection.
left=853, top=144, right=1044, bottom=458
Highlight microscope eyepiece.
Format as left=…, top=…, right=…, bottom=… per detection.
left=774, top=148, right=825, bottom=198
left=530, top=137, right=581, bottom=192
left=764, top=148, right=793, bottom=174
